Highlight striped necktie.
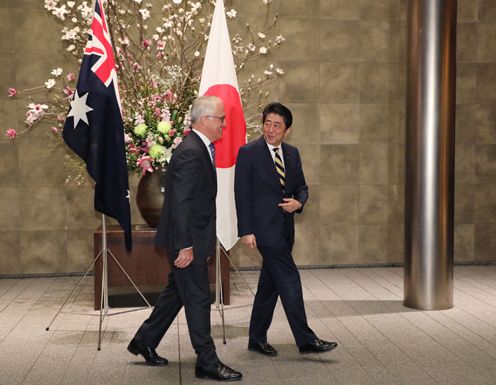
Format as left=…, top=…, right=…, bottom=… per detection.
left=208, top=143, right=215, bottom=165
left=273, top=147, right=285, bottom=190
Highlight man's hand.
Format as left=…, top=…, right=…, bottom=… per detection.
left=241, top=234, right=257, bottom=249
left=278, top=198, right=302, bottom=213
left=174, top=247, right=193, bottom=268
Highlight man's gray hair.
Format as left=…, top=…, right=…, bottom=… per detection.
left=190, top=95, right=222, bottom=123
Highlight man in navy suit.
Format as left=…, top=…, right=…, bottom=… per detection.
left=235, top=102, right=338, bottom=356
left=128, top=96, right=242, bottom=381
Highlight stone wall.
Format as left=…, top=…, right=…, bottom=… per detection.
left=1, top=0, right=495, bottom=275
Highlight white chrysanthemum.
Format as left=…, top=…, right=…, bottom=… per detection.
left=45, top=79, right=56, bottom=89
left=52, top=5, right=69, bottom=20
left=259, top=46, right=267, bottom=54
left=51, top=68, right=63, bottom=77
left=139, top=8, right=151, bottom=20
left=258, top=32, right=266, bottom=39
left=226, top=9, right=237, bottom=18
left=275, top=68, right=284, bottom=75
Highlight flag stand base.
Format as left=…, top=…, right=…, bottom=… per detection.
left=45, top=214, right=152, bottom=350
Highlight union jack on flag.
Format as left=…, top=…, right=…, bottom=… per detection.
left=63, top=0, right=132, bottom=250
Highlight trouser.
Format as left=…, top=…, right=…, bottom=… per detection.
left=133, top=257, right=219, bottom=367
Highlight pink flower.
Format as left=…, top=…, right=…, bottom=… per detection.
left=8, top=88, right=17, bottom=97
left=172, top=136, right=183, bottom=149
left=133, top=62, right=141, bottom=71
left=50, top=126, right=59, bottom=134
left=168, top=129, right=176, bottom=137
left=154, top=107, right=162, bottom=118
left=137, top=156, right=153, bottom=175
left=5, top=128, right=17, bottom=139
left=142, top=39, right=151, bottom=48
left=57, top=115, right=66, bottom=122
left=66, top=72, right=75, bottom=81
left=63, top=86, right=74, bottom=98
left=183, top=128, right=191, bottom=136
left=163, top=90, right=174, bottom=101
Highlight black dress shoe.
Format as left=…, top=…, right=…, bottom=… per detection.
left=299, top=338, right=338, bottom=353
left=248, top=341, right=278, bottom=356
left=195, top=361, right=242, bottom=382
left=127, top=338, right=168, bottom=366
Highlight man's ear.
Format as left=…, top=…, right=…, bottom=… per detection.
left=284, top=127, right=291, bottom=139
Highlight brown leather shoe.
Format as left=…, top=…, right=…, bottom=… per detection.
left=195, top=361, right=242, bottom=381
left=248, top=341, right=278, bottom=356
left=299, top=338, right=338, bottom=353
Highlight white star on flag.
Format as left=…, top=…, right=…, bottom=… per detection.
left=67, top=90, right=93, bottom=129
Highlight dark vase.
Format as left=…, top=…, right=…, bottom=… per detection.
left=136, top=169, right=166, bottom=228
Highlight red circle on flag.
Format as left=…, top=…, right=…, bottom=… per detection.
left=204, top=84, right=246, bottom=168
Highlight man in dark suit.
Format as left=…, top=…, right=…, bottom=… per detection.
left=128, top=96, right=242, bottom=382
left=235, top=102, right=338, bottom=356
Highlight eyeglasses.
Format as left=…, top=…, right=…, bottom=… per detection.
left=206, top=115, right=226, bottom=124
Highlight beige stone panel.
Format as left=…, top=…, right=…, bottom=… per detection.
left=20, top=230, right=67, bottom=274
left=19, top=187, right=66, bottom=231
left=474, top=183, right=496, bottom=223
left=455, top=183, right=475, bottom=224
left=293, top=222, right=321, bottom=265
left=387, top=184, right=404, bottom=224
left=297, top=143, right=320, bottom=185
left=478, top=0, right=496, bottom=22
left=455, top=104, right=477, bottom=144
left=0, top=231, right=21, bottom=275
left=388, top=102, right=405, bottom=144
left=18, top=142, right=66, bottom=187
left=476, top=64, right=496, bottom=102
left=455, top=144, right=475, bottom=184
left=458, top=0, right=478, bottom=22
left=475, top=103, right=496, bottom=143
left=320, top=183, right=358, bottom=224
left=14, top=51, right=63, bottom=90
left=0, top=98, right=18, bottom=145
left=358, top=62, right=389, bottom=103
left=389, top=61, right=407, bottom=102
left=234, top=1, right=279, bottom=17
left=320, top=0, right=361, bottom=20
left=359, top=22, right=390, bottom=62
left=65, top=186, right=99, bottom=230
left=358, top=225, right=388, bottom=262
left=279, top=19, right=320, bottom=61
left=358, top=184, right=389, bottom=224
left=0, top=7, right=15, bottom=52
left=478, top=24, right=496, bottom=63
left=360, top=0, right=396, bottom=21
left=279, top=61, right=319, bottom=103
left=387, top=224, right=403, bottom=262
left=14, top=8, right=61, bottom=54
left=280, top=0, right=319, bottom=18
left=474, top=223, right=496, bottom=261
left=9, top=0, right=44, bottom=9
left=457, top=23, right=477, bottom=63
left=0, top=54, right=15, bottom=97
left=0, top=143, right=19, bottom=186
left=359, top=104, right=390, bottom=142
left=320, top=21, right=361, bottom=61
left=319, top=104, right=360, bottom=144
left=359, top=144, right=388, bottom=184
left=296, top=184, right=320, bottom=223
left=320, top=224, right=359, bottom=264
left=284, top=103, right=320, bottom=144
left=454, top=224, right=474, bottom=262
left=398, top=0, right=407, bottom=22
left=320, top=144, right=359, bottom=183
left=475, top=144, right=496, bottom=183
left=387, top=144, right=405, bottom=185
left=456, top=63, right=476, bottom=104
left=0, top=188, right=19, bottom=231
left=66, top=229, right=94, bottom=273
left=319, top=62, right=358, bottom=103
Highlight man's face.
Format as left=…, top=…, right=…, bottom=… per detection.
left=263, top=113, right=289, bottom=147
left=201, top=101, right=225, bottom=143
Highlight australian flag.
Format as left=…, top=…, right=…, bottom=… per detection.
left=63, top=0, right=132, bottom=250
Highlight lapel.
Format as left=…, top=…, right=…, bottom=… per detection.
left=256, top=136, right=283, bottom=193
left=190, top=131, right=217, bottom=183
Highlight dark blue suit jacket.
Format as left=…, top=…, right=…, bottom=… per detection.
left=155, top=131, right=217, bottom=259
left=234, top=136, right=308, bottom=248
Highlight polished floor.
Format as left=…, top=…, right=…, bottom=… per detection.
left=1, top=266, right=496, bottom=385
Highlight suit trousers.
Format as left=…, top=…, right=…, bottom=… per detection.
left=249, top=222, right=316, bottom=347
left=132, top=257, right=219, bottom=367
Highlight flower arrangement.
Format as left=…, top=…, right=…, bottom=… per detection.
left=5, top=0, right=285, bottom=175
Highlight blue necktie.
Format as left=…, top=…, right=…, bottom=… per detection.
left=208, top=143, right=215, bottom=165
